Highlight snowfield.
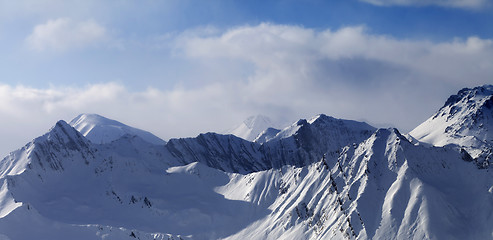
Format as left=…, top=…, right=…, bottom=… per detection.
left=0, top=86, right=492, bottom=239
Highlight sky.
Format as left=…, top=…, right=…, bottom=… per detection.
left=0, top=0, right=492, bottom=157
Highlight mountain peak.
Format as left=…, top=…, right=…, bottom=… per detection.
left=371, top=128, right=407, bottom=144
left=53, top=119, right=72, bottom=131
left=70, top=114, right=122, bottom=128
left=411, top=85, right=493, bottom=145
left=253, top=127, right=281, bottom=144
left=307, top=113, right=329, bottom=123
left=69, top=113, right=166, bottom=145
left=243, top=115, right=272, bottom=129
left=228, top=114, right=279, bottom=141
left=48, top=120, right=87, bottom=146
left=2, top=107, right=493, bottom=239
left=411, top=85, right=493, bottom=164
left=0, top=120, right=91, bottom=177
left=268, top=114, right=375, bottom=142
left=441, top=85, right=493, bottom=111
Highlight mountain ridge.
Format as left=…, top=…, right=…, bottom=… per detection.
left=411, top=84, right=493, bottom=167
left=0, top=86, right=492, bottom=239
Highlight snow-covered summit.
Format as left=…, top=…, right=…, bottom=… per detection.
left=1, top=109, right=493, bottom=239
left=410, top=85, right=493, bottom=166
left=253, top=127, right=281, bottom=144
left=411, top=85, right=493, bottom=144
left=268, top=114, right=376, bottom=143
left=69, top=114, right=166, bottom=145
left=0, top=120, right=91, bottom=179
left=257, top=114, right=376, bottom=168
left=228, top=115, right=279, bottom=141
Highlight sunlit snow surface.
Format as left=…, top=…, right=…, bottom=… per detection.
left=411, top=85, right=493, bottom=167
left=70, top=113, right=166, bottom=145
left=1, top=90, right=493, bottom=240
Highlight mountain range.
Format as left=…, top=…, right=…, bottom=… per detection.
left=0, top=85, right=492, bottom=240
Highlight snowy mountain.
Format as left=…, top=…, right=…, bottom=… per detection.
left=259, top=114, right=376, bottom=169
left=167, top=114, right=375, bottom=173
left=223, top=128, right=493, bottom=240
left=1, top=89, right=493, bottom=240
left=227, top=115, right=280, bottom=141
left=166, top=133, right=265, bottom=173
left=253, top=127, right=280, bottom=144
left=0, top=121, right=233, bottom=239
left=70, top=113, right=166, bottom=145
left=410, top=85, right=493, bottom=167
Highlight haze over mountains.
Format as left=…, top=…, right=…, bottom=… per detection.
left=0, top=85, right=492, bottom=240
left=227, top=115, right=279, bottom=142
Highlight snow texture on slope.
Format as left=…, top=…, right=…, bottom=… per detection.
left=2, top=123, right=490, bottom=239
left=70, top=113, right=166, bottom=145
left=0, top=121, right=264, bottom=239
left=0, top=114, right=378, bottom=239
left=258, top=114, right=376, bottom=169
left=1, top=100, right=493, bottom=240
left=410, top=85, right=493, bottom=167
left=221, top=128, right=493, bottom=240
left=253, top=127, right=281, bottom=144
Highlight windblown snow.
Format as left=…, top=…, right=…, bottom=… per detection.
left=0, top=86, right=492, bottom=240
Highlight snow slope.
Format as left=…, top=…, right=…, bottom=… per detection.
left=70, top=113, right=166, bottom=145
left=1, top=98, right=493, bottom=240
left=410, top=85, right=493, bottom=167
left=253, top=127, right=281, bottom=144
left=221, top=129, right=493, bottom=240
left=1, top=121, right=491, bottom=239
left=0, top=114, right=377, bottom=239
left=0, top=121, right=263, bottom=239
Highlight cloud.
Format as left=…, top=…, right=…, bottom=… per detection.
left=176, top=23, right=492, bottom=87
left=2, top=23, right=492, bottom=159
left=173, top=23, right=493, bottom=129
left=25, top=18, right=107, bottom=51
left=0, top=82, right=251, bottom=157
left=360, top=0, right=490, bottom=9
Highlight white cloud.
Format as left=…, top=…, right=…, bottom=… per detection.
left=173, top=23, right=493, bottom=131
left=360, top=0, right=489, bottom=9
left=0, top=83, right=250, bottom=157
left=25, top=18, right=107, bottom=51
left=2, top=23, right=492, bottom=160
left=176, top=23, right=493, bottom=86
